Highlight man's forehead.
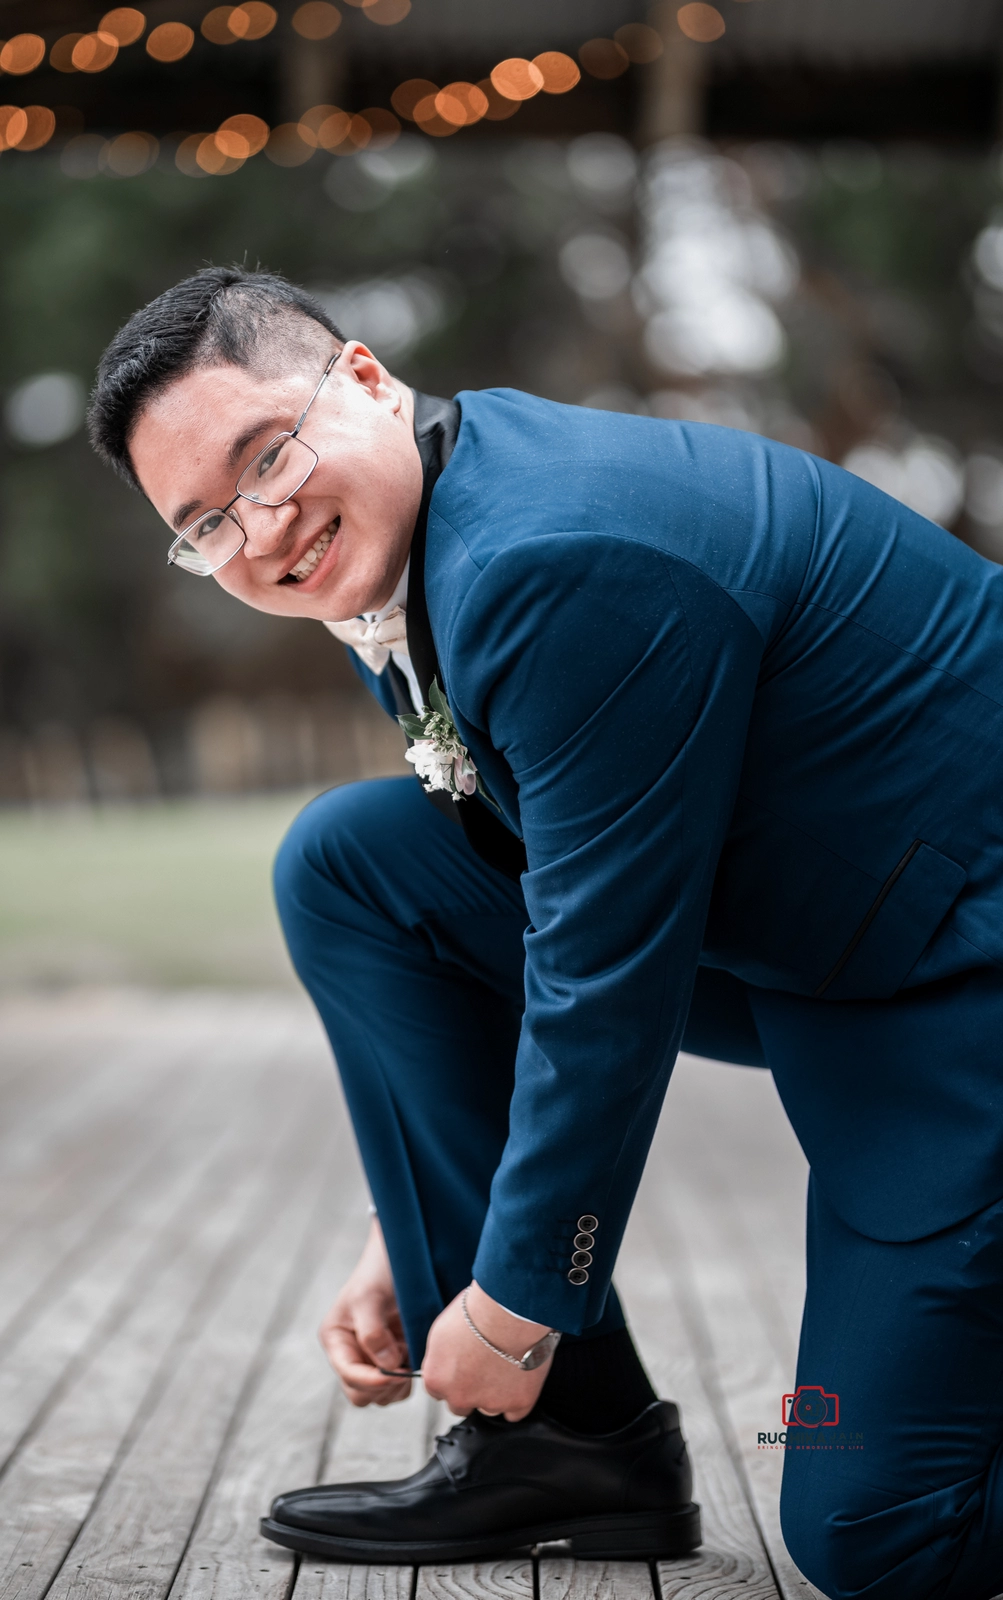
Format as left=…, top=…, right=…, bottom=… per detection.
left=130, top=369, right=268, bottom=521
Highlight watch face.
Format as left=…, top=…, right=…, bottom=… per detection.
left=520, top=1330, right=561, bottom=1370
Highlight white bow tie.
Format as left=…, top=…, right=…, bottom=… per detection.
left=323, top=605, right=409, bottom=674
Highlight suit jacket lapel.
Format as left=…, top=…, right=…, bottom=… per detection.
left=406, top=390, right=459, bottom=706
left=406, top=391, right=528, bottom=883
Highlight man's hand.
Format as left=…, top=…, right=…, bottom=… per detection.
left=319, top=1217, right=413, bottom=1407
left=422, top=1280, right=554, bottom=1421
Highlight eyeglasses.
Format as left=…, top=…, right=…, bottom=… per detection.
left=167, top=349, right=342, bottom=577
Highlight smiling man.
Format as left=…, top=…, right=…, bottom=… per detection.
left=90, top=264, right=1003, bottom=1599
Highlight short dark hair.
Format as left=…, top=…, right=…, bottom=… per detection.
left=88, top=265, right=344, bottom=492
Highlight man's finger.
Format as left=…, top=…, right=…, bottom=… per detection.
left=356, top=1303, right=408, bottom=1371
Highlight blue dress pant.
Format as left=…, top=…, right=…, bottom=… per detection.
left=273, top=776, right=628, bottom=1361
left=274, top=776, right=1003, bottom=1598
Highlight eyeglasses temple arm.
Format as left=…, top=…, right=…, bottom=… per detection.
left=291, top=348, right=342, bottom=437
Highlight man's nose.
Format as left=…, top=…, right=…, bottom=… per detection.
left=240, top=498, right=299, bottom=555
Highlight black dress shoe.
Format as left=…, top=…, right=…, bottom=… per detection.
left=260, top=1399, right=701, bottom=1563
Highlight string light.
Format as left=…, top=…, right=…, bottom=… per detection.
left=11, top=0, right=721, bottom=173
left=72, top=32, right=120, bottom=73
left=146, top=22, right=195, bottom=60
left=100, top=9, right=146, bottom=45
left=0, top=104, right=54, bottom=149
left=0, top=34, right=46, bottom=74
left=291, top=2, right=341, bottom=39
left=533, top=53, right=581, bottom=93
left=0, top=107, right=29, bottom=148
left=104, top=129, right=158, bottom=172
left=675, top=3, right=725, bottom=42
left=218, top=113, right=269, bottom=154
left=613, top=24, right=663, bottom=63
left=228, top=5, right=278, bottom=41
left=578, top=39, right=629, bottom=80
left=490, top=59, right=544, bottom=101
left=50, top=35, right=85, bottom=73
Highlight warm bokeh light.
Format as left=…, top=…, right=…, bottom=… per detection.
left=100, top=8, right=147, bottom=45
left=202, top=7, right=240, bottom=44
left=578, top=38, right=629, bottom=79
left=291, top=1, right=341, bottom=38
left=391, top=78, right=437, bottom=120
left=0, top=106, right=29, bottom=149
left=72, top=31, right=121, bottom=73
left=105, top=130, right=159, bottom=173
left=490, top=58, right=544, bottom=102
left=413, top=95, right=459, bottom=138
left=197, top=133, right=244, bottom=173
left=317, top=110, right=353, bottom=148
left=218, top=112, right=269, bottom=154
left=50, top=34, right=85, bottom=72
left=228, top=3, right=278, bottom=40
left=676, top=3, right=725, bottom=42
left=265, top=123, right=313, bottom=165
left=360, top=107, right=400, bottom=147
left=363, top=0, right=411, bottom=26
left=146, top=22, right=195, bottom=60
left=346, top=113, right=373, bottom=147
left=435, top=82, right=488, bottom=127
left=532, top=51, right=580, bottom=93
left=175, top=134, right=205, bottom=175
left=215, top=128, right=250, bottom=159
left=613, top=23, right=663, bottom=63
left=0, top=35, right=46, bottom=75
left=11, top=105, right=55, bottom=150
left=299, top=103, right=341, bottom=145
left=477, top=77, right=519, bottom=120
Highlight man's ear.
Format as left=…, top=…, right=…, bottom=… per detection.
left=339, top=341, right=400, bottom=409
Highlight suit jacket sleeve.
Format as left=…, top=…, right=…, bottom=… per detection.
left=448, top=532, right=763, bottom=1332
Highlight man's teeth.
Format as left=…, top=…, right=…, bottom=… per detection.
left=289, top=522, right=337, bottom=581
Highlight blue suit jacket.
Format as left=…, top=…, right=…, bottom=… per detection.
left=351, top=388, right=1003, bottom=1333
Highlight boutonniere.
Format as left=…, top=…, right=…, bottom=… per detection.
left=399, top=679, right=498, bottom=809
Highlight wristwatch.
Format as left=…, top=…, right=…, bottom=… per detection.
left=461, top=1288, right=562, bottom=1370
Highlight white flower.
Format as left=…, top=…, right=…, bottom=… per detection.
left=399, top=678, right=496, bottom=808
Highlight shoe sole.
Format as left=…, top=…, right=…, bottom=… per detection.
left=259, top=1503, right=701, bottom=1563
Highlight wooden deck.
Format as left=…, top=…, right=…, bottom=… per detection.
left=0, top=988, right=826, bottom=1600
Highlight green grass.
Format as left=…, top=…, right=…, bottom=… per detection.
left=0, top=792, right=321, bottom=990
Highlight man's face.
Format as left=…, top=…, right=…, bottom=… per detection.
left=129, top=340, right=423, bottom=621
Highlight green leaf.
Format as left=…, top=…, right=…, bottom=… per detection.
left=397, top=714, right=428, bottom=738
left=476, top=773, right=502, bottom=813
left=429, top=678, right=452, bottom=720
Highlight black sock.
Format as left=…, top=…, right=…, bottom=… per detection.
left=535, top=1326, right=658, bottom=1435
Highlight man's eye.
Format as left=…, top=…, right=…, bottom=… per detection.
left=257, top=443, right=284, bottom=476
left=194, top=514, right=224, bottom=541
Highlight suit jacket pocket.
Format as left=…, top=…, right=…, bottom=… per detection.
left=818, top=841, right=967, bottom=1001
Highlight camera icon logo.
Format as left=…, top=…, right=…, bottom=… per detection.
left=782, top=1385, right=840, bottom=1428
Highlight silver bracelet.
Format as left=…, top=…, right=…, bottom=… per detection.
left=461, top=1288, right=562, bottom=1371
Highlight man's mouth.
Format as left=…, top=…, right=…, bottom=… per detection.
left=281, top=518, right=340, bottom=584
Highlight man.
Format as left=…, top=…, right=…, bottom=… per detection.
left=90, top=264, right=1003, bottom=1599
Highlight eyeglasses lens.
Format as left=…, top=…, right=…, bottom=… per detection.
left=172, top=508, right=245, bottom=576
left=235, top=434, right=316, bottom=506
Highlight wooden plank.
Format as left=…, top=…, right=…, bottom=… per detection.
left=0, top=1044, right=341, bottom=1600
left=0, top=1042, right=290, bottom=1473
left=618, top=1203, right=781, bottom=1599
left=539, top=1560, right=654, bottom=1600
left=638, top=1055, right=825, bottom=1600
left=416, top=1560, right=533, bottom=1600
left=167, top=1183, right=376, bottom=1600
left=0, top=1005, right=296, bottom=1347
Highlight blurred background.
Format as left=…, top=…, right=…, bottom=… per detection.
left=4, top=0, right=1003, bottom=989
